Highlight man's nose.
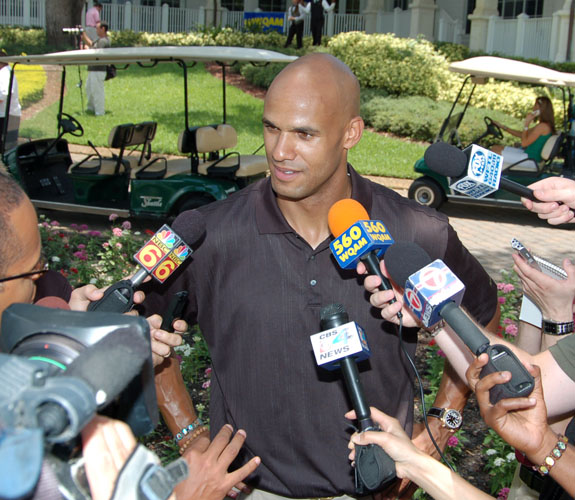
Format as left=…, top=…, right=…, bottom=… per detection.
left=271, top=133, right=296, bottom=162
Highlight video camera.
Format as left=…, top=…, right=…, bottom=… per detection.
left=62, top=26, right=84, bottom=35
left=0, top=303, right=162, bottom=499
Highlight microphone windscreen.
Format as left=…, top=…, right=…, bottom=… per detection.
left=34, top=296, right=71, bottom=310
left=65, top=325, right=149, bottom=406
left=328, top=199, right=369, bottom=237
left=384, top=241, right=432, bottom=287
left=320, top=303, right=349, bottom=330
left=172, top=209, right=207, bottom=247
left=424, top=142, right=467, bottom=178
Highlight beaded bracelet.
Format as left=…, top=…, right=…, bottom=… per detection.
left=175, top=418, right=204, bottom=442
left=534, top=435, right=568, bottom=476
left=179, top=426, right=209, bottom=455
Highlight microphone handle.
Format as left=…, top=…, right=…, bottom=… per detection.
left=361, top=252, right=397, bottom=305
left=499, top=177, right=537, bottom=202
left=87, top=279, right=135, bottom=313
left=439, top=301, right=489, bottom=355
left=339, top=357, right=372, bottom=428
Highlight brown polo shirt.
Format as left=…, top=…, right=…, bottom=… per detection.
left=141, top=166, right=497, bottom=497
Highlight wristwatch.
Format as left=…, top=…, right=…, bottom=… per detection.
left=427, top=407, right=462, bottom=431
left=542, top=319, right=574, bottom=335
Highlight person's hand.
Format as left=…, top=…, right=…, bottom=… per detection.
left=522, top=177, right=575, bottom=224
left=69, top=284, right=145, bottom=313
left=346, top=408, right=421, bottom=481
left=513, top=253, right=575, bottom=322
left=466, top=354, right=549, bottom=458
left=357, top=260, right=421, bottom=328
left=175, top=424, right=261, bottom=500
left=146, top=314, right=186, bottom=367
left=81, top=415, right=138, bottom=500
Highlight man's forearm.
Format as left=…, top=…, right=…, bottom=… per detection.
left=154, top=355, right=205, bottom=450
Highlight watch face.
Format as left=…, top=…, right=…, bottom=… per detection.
left=444, top=409, right=462, bottom=429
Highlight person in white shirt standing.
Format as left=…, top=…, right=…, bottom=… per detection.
left=0, top=59, right=22, bottom=153
left=284, top=0, right=305, bottom=49
left=82, top=21, right=111, bottom=116
left=300, top=0, right=335, bottom=46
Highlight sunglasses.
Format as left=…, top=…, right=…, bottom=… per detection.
left=0, top=255, right=49, bottom=284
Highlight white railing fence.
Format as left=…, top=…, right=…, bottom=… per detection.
left=436, top=8, right=463, bottom=45
left=0, top=0, right=44, bottom=27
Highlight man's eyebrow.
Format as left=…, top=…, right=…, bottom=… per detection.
left=262, top=118, right=319, bottom=135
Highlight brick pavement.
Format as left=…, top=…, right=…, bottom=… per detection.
left=378, top=178, right=574, bottom=282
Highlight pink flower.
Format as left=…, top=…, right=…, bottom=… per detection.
left=115, top=242, right=123, bottom=249
left=80, top=224, right=89, bottom=230
left=89, top=230, right=102, bottom=237
left=205, top=367, right=212, bottom=376
left=77, top=244, right=86, bottom=249
left=437, top=349, right=446, bottom=358
left=498, top=297, right=506, bottom=304
left=505, top=324, right=518, bottom=337
left=70, top=223, right=78, bottom=229
left=497, top=487, right=510, bottom=500
left=122, top=221, right=132, bottom=230
left=102, top=242, right=110, bottom=248
left=109, top=213, right=119, bottom=222
left=503, top=284, right=515, bottom=293
left=50, top=220, right=60, bottom=226
left=503, top=318, right=512, bottom=325
left=447, top=435, right=459, bottom=447
left=42, top=221, right=50, bottom=227
left=73, top=251, right=87, bottom=261
left=497, top=283, right=505, bottom=290
left=202, top=380, right=211, bottom=389
left=112, top=227, right=123, bottom=237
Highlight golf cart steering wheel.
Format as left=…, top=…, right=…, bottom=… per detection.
left=58, top=113, right=84, bottom=137
left=484, top=116, right=504, bottom=140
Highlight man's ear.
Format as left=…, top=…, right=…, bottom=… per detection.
left=343, top=116, right=364, bottom=150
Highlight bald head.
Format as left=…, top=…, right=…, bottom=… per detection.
left=267, top=53, right=360, bottom=122
left=0, top=174, right=28, bottom=275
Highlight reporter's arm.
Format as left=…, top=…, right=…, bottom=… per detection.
left=174, top=424, right=260, bottom=500
left=347, top=408, right=492, bottom=500
left=146, top=314, right=185, bottom=367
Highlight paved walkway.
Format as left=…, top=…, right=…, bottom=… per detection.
left=379, top=178, right=574, bottom=282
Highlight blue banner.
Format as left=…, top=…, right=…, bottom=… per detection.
left=243, top=12, right=285, bottom=33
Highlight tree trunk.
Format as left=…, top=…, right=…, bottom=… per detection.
left=46, top=0, right=85, bottom=49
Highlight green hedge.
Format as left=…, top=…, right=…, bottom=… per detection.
left=361, top=93, right=523, bottom=145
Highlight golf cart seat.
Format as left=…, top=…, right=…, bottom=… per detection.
left=161, top=124, right=268, bottom=179
left=69, top=121, right=161, bottom=176
left=502, top=133, right=563, bottom=174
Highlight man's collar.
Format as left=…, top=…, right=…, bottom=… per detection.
left=255, top=164, right=373, bottom=235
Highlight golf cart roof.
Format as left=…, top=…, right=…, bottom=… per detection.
left=449, top=56, right=575, bottom=87
left=0, top=46, right=297, bottom=66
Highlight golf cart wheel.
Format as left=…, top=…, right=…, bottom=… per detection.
left=408, top=177, right=445, bottom=209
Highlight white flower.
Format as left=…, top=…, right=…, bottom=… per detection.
left=175, top=344, right=192, bottom=357
left=134, top=231, right=141, bottom=236
left=485, top=449, right=497, bottom=456
left=506, top=452, right=516, bottom=462
left=494, top=458, right=505, bottom=467
left=51, top=256, right=61, bottom=263
left=89, top=278, right=98, bottom=284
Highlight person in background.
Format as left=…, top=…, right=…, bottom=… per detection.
left=82, top=21, right=110, bottom=116
left=491, top=97, right=555, bottom=167
left=300, top=0, right=335, bottom=46
left=284, top=0, right=305, bottom=50
left=0, top=56, right=21, bottom=153
left=84, top=1, right=102, bottom=44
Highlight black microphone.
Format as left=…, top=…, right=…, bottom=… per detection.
left=384, top=241, right=534, bottom=403
left=311, top=304, right=396, bottom=493
left=424, top=141, right=537, bottom=201
left=88, top=210, right=206, bottom=313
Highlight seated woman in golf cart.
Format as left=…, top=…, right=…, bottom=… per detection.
left=491, top=96, right=556, bottom=165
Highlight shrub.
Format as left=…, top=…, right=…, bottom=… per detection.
left=0, top=26, right=46, bottom=54
left=240, top=62, right=287, bottom=88
left=327, top=32, right=452, bottom=99
left=15, top=65, right=46, bottom=108
left=361, top=94, right=523, bottom=145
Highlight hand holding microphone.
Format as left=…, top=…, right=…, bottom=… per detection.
left=522, top=176, right=575, bottom=225
left=382, top=241, right=534, bottom=404
left=88, top=211, right=206, bottom=313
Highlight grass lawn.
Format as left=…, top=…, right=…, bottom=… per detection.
left=21, top=63, right=425, bottom=179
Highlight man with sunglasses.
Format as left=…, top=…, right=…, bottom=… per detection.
left=0, top=173, right=184, bottom=366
